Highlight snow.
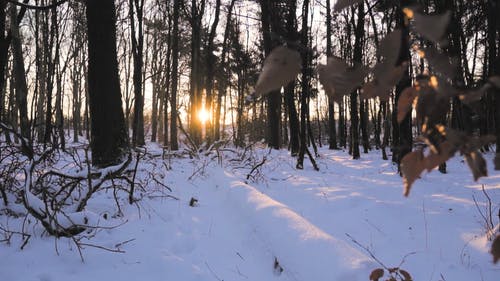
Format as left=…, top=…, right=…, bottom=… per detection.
left=1, top=144, right=499, bottom=281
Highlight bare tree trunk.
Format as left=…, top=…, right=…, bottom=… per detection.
left=214, top=0, right=235, bottom=141
left=130, top=0, right=145, bottom=147
left=259, top=0, right=281, bottom=149
left=169, top=0, right=181, bottom=150
left=188, top=0, right=205, bottom=146
left=71, top=3, right=84, bottom=143
left=392, top=0, right=412, bottom=170
left=163, top=3, right=172, bottom=147
left=204, top=0, right=221, bottom=144
left=0, top=1, right=7, bottom=134
left=86, top=0, right=128, bottom=167
left=297, top=0, right=319, bottom=170
left=360, top=99, right=370, bottom=153
left=150, top=30, right=159, bottom=142
left=350, top=2, right=364, bottom=160
left=9, top=3, right=30, bottom=141
left=42, top=1, right=57, bottom=145
left=326, top=0, right=338, bottom=150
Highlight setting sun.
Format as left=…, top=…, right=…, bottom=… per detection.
left=197, top=108, right=210, bottom=124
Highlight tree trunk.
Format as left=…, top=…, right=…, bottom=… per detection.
left=43, top=2, right=56, bottom=145
left=259, top=0, right=281, bottom=150
left=204, top=0, right=221, bottom=144
left=169, top=0, right=181, bottom=150
left=130, top=0, right=145, bottom=147
left=489, top=0, right=500, bottom=169
left=350, top=2, right=364, bottom=160
left=150, top=32, right=159, bottom=143
left=297, top=0, right=318, bottom=170
left=86, top=0, right=128, bottom=167
left=284, top=84, right=299, bottom=155
left=9, top=4, right=30, bottom=141
left=189, top=0, right=205, bottom=146
left=393, top=1, right=412, bottom=170
left=360, top=99, right=370, bottom=153
left=0, top=0, right=7, bottom=132
left=326, top=0, right=338, bottom=150
left=163, top=6, right=172, bottom=147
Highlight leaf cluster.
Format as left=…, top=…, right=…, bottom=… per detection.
left=253, top=2, right=500, bottom=197
left=370, top=267, right=412, bottom=281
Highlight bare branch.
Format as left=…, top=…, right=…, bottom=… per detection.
left=6, top=0, right=70, bottom=11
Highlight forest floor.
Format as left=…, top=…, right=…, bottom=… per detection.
left=1, top=142, right=499, bottom=281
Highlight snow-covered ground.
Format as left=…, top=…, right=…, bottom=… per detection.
left=1, top=143, right=499, bottom=281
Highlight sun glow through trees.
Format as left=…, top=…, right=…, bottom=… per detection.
left=197, top=107, right=210, bottom=124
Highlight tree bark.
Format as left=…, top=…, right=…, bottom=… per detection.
left=350, top=3, right=364, bottom=160
left=326, top=0, right=338, bottom=150
left=9, top=4, right=30, bottom=140
left=169, top=0, right=181, bottom=150
left=188, top=0, right=205, bottom=146
left=86, top=0, right=128, bottom=167
left=204, top=0, right=221, bottom=144
left=392, top=0, right=412, bottom=169
left=130, top=0, right=145, bottom=147
left=259, top=0, right=281, bottom=150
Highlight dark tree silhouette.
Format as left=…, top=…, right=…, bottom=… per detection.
left=86, top=0, right=128, bottom=166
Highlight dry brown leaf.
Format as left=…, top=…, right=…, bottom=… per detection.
left=362, top=63, right=406, bottom=102
left=384, top=63, right=407, bottom=86
left=491, top=235, right=500, bottom=264
left=488, top=75, right=500, bottom=88
left=318, top=57, right=367, bottom=103
left=254, top=46, right=301, bottom=96
left=414, top=11, right=451, bottom=43
left=415, top=85, right=450, bottom=129
left=378, top=29, right=402, bottom=68
left=424, top=141, right=455, bottom=172
left=464, top=151, right=487, bottom=181
left=459, top=84, right=491, bottom=105
left=423, top=47, right=457, bottom=81
left=401, top=150, right=426, bottom=197
left=461, top=135, right=496, bottom=154
left=399, top=269, right=413, bottom=281
left=442, top=127, right=466, bottom=148
left=397, top=87, right=418, bottom=123
left=333, top=0, right=364, bottom=12
left=362, top=30, right=404, bottom=101
left=369, top=268, right=384, bottom=281
left=318, top=63, right=335, bottom=97
left=360, top=81, right=377, bottom=100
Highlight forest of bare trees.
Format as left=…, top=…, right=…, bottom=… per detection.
left=0, top=0, right=499, bottom=250
left=0, top=0, right=496, bottom=164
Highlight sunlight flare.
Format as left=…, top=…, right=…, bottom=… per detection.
left=197, top=107, right=210, bottom=124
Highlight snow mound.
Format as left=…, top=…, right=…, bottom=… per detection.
left=227, top=180, right=375, bottom=281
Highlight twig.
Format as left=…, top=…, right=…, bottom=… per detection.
left=423, top=200, right=429, bottom=249
left=205, top=261, right=223, bottom=281
left=305, top=147, right=319, bottom=171
left=397, top=251, right=417, bottom=268
left=0, top=122, right=33, bottom=159
left=147, top=194, right=180, bottom=201
left=150, top=174, right=173, bottom=192
left=346, top=233, right=389, bottom=270
left=246, top=156, right=266, bottom=180
left=77, top=242, right=126, bottom=253
left=473, top=191, right=495, bottom=240
left=177, top=115, right=199, bottom=156
left=481, top=185, right=494, bottom=231
left=129, top=151, right=141, bottom=204
left=114, top=238, right=136, bottom=248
